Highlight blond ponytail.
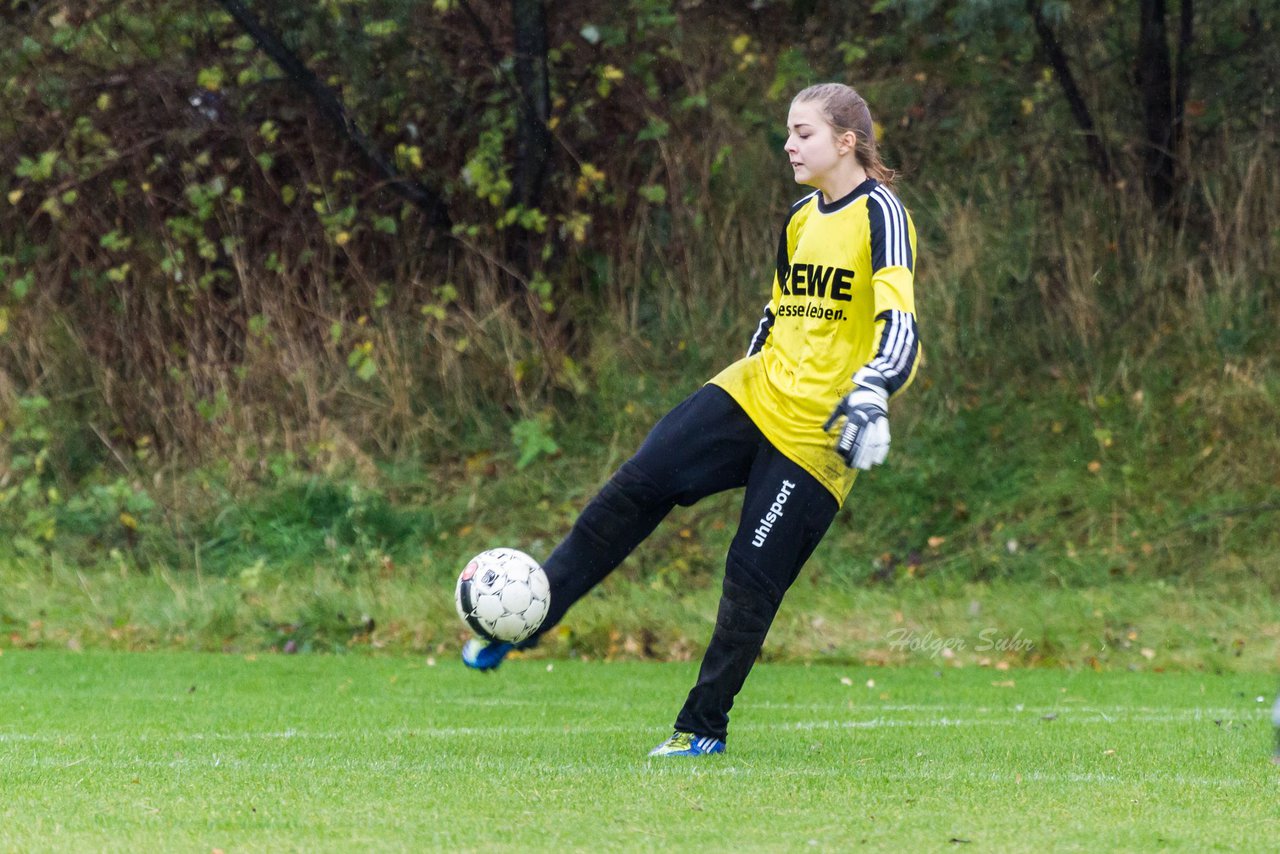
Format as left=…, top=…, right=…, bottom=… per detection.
left=793, top=83, right=897, bottom=186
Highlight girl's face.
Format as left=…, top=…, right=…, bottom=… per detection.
left=784, top=100, right=854, bottom=192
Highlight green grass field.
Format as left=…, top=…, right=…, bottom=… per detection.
left=2, top=651, right=1276, bottom=851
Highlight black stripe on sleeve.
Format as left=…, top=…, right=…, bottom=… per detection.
left=867, top=309, right=919, bottom=396
left=868, top=186, right=913, bottom=274
left=775, top=192, right=815, bottom=289
left=756, top=192, right=814, bottom=355
left=774, top=222, right=791, bottom=292
left=747, top=304, right=775, bottom=356
left=868, top=191, right=888, bottom=272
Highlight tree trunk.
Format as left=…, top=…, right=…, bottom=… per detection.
left=511, top=0, right=552, bottom=212
left=214, top=0, right=452, bottom=230
left=1026, top=1, right=1114, bottom=183
left=1173, top=0, right=1194, bottom=155
left=502, top=0, right=555, bottom=311
left=1137, top=0, right=1177, bottom=211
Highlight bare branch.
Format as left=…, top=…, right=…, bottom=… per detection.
left=213, top=0, right=452, bottom=230
left=1027, top=0, right=1115, bottom=183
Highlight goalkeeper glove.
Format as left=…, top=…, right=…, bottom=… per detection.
left=823, top=367, right=890, bottom=470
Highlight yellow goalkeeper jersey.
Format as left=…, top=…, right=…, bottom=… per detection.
left=710, top=179, right=919, bottom=504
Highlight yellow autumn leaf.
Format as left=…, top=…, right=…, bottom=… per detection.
left=197, top=67, right=224, bottom=92
left=576, top=163, right=606, bottom=197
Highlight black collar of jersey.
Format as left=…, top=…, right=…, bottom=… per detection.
left=817, top=178, right=880, bottom=214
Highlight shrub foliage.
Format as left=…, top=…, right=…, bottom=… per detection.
left=1, top=0, right=1276, bottom=575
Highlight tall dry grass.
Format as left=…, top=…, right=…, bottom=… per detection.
left=912, top=130, right=1278, bottom=390
left=2, top=70, right=1276, bottom=489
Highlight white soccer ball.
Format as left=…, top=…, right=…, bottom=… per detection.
left=454, top=548, right=550, bottom=644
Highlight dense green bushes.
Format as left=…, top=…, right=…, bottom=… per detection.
left=1, top=1, right=1277, bottom=591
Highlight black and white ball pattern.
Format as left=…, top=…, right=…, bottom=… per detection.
left=455, top=548, right=550, bottom=644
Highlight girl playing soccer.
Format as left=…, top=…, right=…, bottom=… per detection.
left=463, top=82, right=920, bottom=757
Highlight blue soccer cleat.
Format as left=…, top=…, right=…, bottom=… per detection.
left=648, top=731, right=726, bottom=757
left=461, top=634, right=540, bottom=671
left=461, top=637, right=514, bottom=671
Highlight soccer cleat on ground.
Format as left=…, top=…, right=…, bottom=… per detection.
left=648, top=731, right=726, bottom=757
left=1273, top=695, right=1280, bottom=764
left=461, top=637, right=514, bottom=671
left=461, top=635, right=540, bottom=671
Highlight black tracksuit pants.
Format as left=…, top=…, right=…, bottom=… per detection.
left=536, top=384, right=840, bottom=742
